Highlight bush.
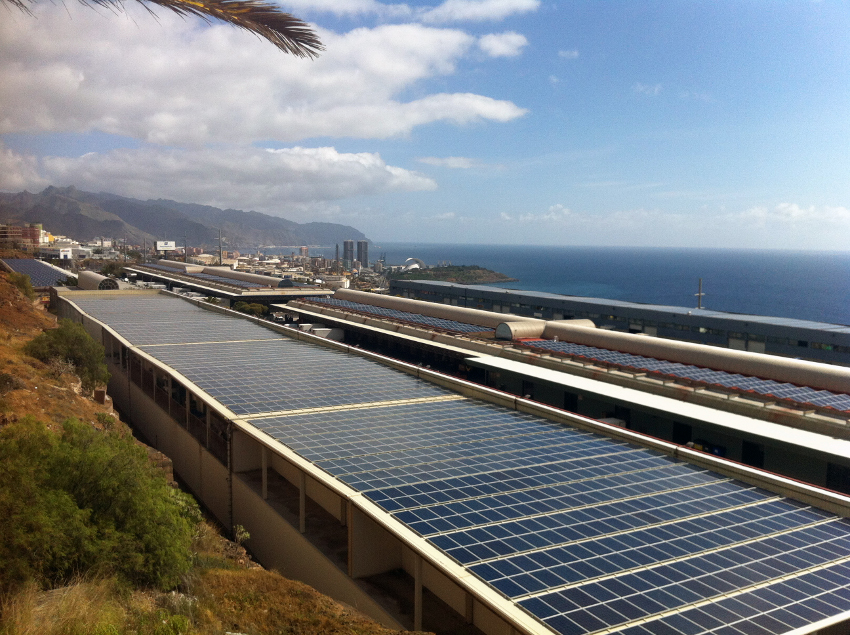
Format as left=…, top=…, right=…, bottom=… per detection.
left=24, top=319, right=110, bottom=392
left=0, top=418, right=199, bottom=591
left=7, top=272, right=34, bottom=300
left=233, top=302, right=267, bottom=317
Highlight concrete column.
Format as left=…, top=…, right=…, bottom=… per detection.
left=299, top=470, right=307, bottom=534
left=261, top=446, right=268, bottom=500
left=414, top=553, right=423, bottom=632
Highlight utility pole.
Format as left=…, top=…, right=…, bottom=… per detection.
left=218, top=229, right=223, bottom=266
left=184, top=235, right=188, bottom=262
left=123, top=234, right=127, bottom=262
left=695, top=278, right=705, bottom=309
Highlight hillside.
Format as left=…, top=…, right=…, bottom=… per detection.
left=0, top=269, right=425, bottom=635
left=0, top=186, right=368, bottom=250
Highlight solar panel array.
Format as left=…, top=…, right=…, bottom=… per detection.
left=141, top=264, right=268, bottom=288
left=520, top=340, right=850, bottom=413
left=2, top=258, right=71, bottom=287
left=307, top=297, right=494, bottom=334
left=68, top=293, right=850, bottom=635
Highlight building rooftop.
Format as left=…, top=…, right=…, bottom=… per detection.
left=1, top=258, right=72, bottom=288
left=64, top=291, right=850, bottom=635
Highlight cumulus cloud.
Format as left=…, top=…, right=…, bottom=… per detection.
left=24, top=145, right=436, bottom=216
left=478, top=31, right=528, bottom=57
left=633, top=82, right=662, bottom=96
left=420, top=0, right=540, bottom=23
left=0, top=5, right=526, bottom=145
left=0, top=143, right=47, bottom=192
left=558, top=49, right=579, bottom=59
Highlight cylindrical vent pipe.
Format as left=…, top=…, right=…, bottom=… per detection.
left=335, top=289, right=538, bottom=329
left=540, top=321, right=850, bottom=394
left=156, top=260, right=205, bottom=273
left=495, top=318, right=595, bottom=341
left=201, top=267, right=282, bottom=287
left=78, top=271, right=120, bottom=290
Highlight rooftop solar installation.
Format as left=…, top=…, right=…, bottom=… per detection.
left=306, top=297, right=495, bottom=334
left=67, top=292, right=850, bottom=635
left=2, top=258, right=71, bottom=287
left=140, top=264, right=268, bottom=288
left=519, top=339, right=850, bottom=413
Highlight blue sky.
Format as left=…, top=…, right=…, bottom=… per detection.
left=1, top=0, right=848, bottom=248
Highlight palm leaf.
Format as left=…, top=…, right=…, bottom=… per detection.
left=5, top=0, right=324, bottom=58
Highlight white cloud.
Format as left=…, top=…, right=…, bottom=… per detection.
left=265, top=0, right=541, bottom=22
left=478, top=31, right=528, bottom=57
left=558, top=49, right=579, bottom=59
left=0, top=143, right=47, bottom=192
left=420, top=0, right=540, bottom=23
left=549, top=75, right=559, bottom=85
left=417, top=156, right=481, bottom=168
left=633, top=82, right=662, bottom=96
left=24, top=145, right=436, bottom=216
left=0, top=5, right=526, bottom=145
left=278, top=0, right=412, bottom=18
left=492, top=202, right=850, bottom=249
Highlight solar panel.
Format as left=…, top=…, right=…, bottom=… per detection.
left=307, top=297, right=494, bottom=334
left=523, top=339, right=850, bottom=412
left=141, top=264, right=269, bottom=288
left=2, top=258, right=72, bottom=287
left=70, top=292, right=850, bottom=635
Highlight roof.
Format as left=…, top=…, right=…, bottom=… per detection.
left=2, top=258, right=72, bottom=287
left=393, top=280, right=850, bottom=334
left=65, top=292, right=850, bottom=635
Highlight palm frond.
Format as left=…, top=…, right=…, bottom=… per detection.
left=4, top=0, right=324, bottom=58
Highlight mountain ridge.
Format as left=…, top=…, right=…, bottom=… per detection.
left=0, top=186, right=368, bottom=249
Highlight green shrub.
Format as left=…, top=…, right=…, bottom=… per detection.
left=24, top=319, right=110, bottom=392
left=7, top=272, right=34, bottom=300
left=233, top=302, right=267, bottom=317
left=0, top=418, right=199, bottom=591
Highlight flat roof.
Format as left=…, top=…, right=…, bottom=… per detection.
left=2, top=258, right=71, bottom=287
left=67, top=292, right=850, bottom=635
left=466, top=356, right=850, bottom=461
left=393, top=280, right=850, bottom=333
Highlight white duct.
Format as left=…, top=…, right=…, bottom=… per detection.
left=540, top=321, right=850, bottom=395
left=202, top=267, right=280, bottom=287
left=335, top=289, right=538, bottom=329
left=157, top=260, right=205, bottom=274
left=78, top=271, right=119, bottom=290
left=495, top=318, right=596, bottom=341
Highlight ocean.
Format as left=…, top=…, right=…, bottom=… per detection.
left=285, top=244, right=850, bottom=326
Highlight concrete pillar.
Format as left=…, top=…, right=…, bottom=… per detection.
left=299, top=470, right=307, bottom=534
left=414, top=553, right=423, bottom=632
left=261, top=446, right=268, bottom=500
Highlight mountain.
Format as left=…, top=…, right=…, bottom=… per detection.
left=0, top=186, right=368, bottom=249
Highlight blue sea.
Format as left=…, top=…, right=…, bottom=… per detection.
left=290, top=244, right=850, bottom=326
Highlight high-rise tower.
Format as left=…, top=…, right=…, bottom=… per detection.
left=357, top=240, right=369, bottom=269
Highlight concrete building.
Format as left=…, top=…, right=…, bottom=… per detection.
left=53, top=286, right=850, bottom=635
left=124, top=260, right=332, bottom=306
left=357, top=240, right=369, bottom=269
left=391, top=280, right=850, bottom=367
left=343, top=240, right=355, bottom=270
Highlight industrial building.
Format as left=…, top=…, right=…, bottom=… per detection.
left=390, top=280, right=850, bottom=367
left=125, top=259, right=332, bottom=305
left=283, top=291, right=850, bottom=493
left=54, top=286, right=850, bottom=635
